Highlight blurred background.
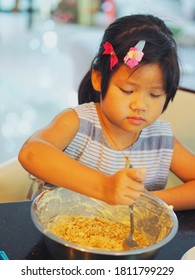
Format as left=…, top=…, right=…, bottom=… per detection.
left=0, top=0, right=195, bottom=164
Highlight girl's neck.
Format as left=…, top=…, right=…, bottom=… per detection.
left=95, top=103, right=140, bottom=150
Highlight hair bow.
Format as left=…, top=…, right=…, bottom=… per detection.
left=124, top=40, right=145, bottom=69
left=103, top=41, right=119, bottom=70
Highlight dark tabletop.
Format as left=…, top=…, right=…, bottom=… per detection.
left=0, top=201, right=194, bottom=260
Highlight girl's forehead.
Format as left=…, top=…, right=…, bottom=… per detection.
left=112, top=64, right=164, bottom=88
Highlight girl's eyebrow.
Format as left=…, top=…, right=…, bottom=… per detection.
left=124, top=80, right=164, bottom=90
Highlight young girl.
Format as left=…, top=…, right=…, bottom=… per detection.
left=18, top=14, right=195, bottom=210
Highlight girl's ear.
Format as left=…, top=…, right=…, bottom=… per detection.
left=91, top=70, right=102, bottom=92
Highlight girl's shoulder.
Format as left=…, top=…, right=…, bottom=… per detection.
left=73, top=102, right=101, bottom=128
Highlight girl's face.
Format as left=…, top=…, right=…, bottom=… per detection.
left=99, top=63, right=166, bottom=136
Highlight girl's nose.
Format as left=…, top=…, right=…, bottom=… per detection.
left=129, top=93, right=147, bottom=111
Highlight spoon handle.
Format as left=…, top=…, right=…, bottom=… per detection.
left=130, top=204, right=134, bottom=236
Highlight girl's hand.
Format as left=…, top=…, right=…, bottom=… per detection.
left=103, top=168, right=146, bottom=205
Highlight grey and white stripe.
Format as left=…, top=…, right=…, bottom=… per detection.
left=64, top=102, right=174, bottom=191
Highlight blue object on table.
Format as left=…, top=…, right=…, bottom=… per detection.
left=0, top=250, right=9, bottom=260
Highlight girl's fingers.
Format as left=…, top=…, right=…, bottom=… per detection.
left=126, top=167, right=147, bottom=183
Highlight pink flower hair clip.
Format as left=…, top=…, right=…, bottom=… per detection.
left=124, top=40, right=146, bottom=69
left=102, top=41, right=119, bottom=70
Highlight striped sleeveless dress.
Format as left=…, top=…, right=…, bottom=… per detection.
left=65, top=102, right=174, bottom=191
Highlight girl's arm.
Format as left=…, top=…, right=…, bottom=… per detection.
left=18, top=109, right=145, bottom=205
left=151, top=137, right=195, bottom=210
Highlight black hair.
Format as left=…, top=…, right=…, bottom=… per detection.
left=78, top=14, right=180, bottom=112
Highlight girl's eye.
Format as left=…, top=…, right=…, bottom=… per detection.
left=120, top=88, right=134, bottom=94
left=150, top=93, right=163, bottom=98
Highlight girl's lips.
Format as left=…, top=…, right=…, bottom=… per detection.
left=127, top=116, right=145, bottom=125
